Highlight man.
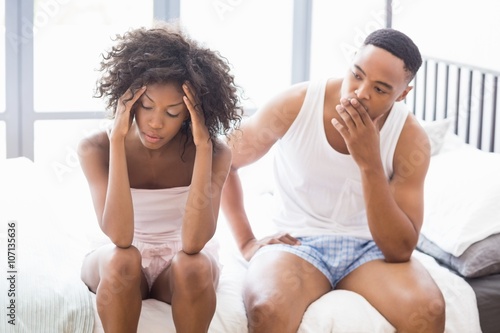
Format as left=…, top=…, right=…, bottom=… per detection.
left=221, top=28, right=446, bottom=333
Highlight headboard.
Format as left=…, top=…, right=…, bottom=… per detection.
left=406, top=57, right=500, bottom=153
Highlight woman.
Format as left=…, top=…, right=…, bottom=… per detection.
left=78, top=22, right=242, bottom=333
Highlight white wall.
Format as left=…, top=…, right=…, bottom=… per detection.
left=310, top=0, right=500, bottom=80
left=393, top=0, right=500, bottom=72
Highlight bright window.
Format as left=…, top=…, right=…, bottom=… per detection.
left=0, top=122, right=5, bottom=159
left=33, top=0, right=154, bottom=112
left=180, top=0, right=294, bottom=110
left=1, top=0, right=5, bottom=113
left=309, top=0, right=387, bottom=80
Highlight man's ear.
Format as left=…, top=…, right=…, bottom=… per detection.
left=395, top=86, right=413, bottom=102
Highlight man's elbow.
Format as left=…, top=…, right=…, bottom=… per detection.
left=383, top=247, right=414, bottom=263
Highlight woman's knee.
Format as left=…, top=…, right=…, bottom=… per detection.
left=93, top=246, right=143, bottom=289
left=170, top=251, right=215, bottom=291
left=106, top=246, right=142, bottom=276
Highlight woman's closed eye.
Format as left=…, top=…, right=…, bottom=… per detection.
left=166, top=110, right=180, bottom=118
left=166, top=104, right=185, bottom=118
left=140, top=102, right=154, bottom=110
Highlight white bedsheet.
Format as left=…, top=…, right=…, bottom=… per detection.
left=92, top=249, right=481, bottom=333
left=0, top=157, right=94, bottom=333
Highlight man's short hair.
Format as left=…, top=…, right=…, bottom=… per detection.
left=364, top=28, right=422, bottom=81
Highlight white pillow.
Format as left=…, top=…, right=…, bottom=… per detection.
left=421, top=146, right=500, bottom=256
left=419, top=117, right=454, bottom=155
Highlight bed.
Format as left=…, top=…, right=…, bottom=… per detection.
left=0, top=57, right=498, bottom=333
left=408, top=57, right=500, bottom=333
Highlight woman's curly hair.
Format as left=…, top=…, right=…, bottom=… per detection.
left=95, top=21, right=242, bottom=144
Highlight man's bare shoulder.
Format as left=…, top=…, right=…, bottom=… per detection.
left=393, top=113, right=431, bottom=178
left=262, top=81, right=310, bottom=120
left=400, top=114, right=431, bottom=152
left=249, top=80, right=320, bottom=135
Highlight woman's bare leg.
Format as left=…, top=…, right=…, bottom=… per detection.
left=81, top=244, right=148, bottom=333
left=150, top=251, right=219, bottom=333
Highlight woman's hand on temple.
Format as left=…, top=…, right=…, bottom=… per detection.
left=183, top=82, right=211, bottom=147
left=110, top=86, right=147, bottom=141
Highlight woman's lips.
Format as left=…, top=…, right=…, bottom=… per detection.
left=144, top=133, right=161, bottom=144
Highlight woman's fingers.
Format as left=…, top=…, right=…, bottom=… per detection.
left=118, top=86, right=146, bottom=112
left=182, top=82, right=211, bottom=145
left=182, top=82, right=203, bottom=117
left=112, top=86, right=146, bottom=139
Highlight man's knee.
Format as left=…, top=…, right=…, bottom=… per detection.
left=403, top=285, right=446, bottom=333
left=244, top=296, right=284, bottom=332
left=243, top=285, right=302, bottom=333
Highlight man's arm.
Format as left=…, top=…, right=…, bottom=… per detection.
left=221, top=83, right=308, bottom=260
left=333, top=98, right=430, bottom=262
left=363, top=116, right=430, bottom=262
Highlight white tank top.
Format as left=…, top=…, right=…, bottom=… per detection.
left=272, top=79, right=409, bottom=239
left=131, top=186, right=190, bottom=244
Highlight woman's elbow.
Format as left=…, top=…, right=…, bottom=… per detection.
left=181, top=235, right=212, bottom=255
left=113, top=240, right=133, bottom=249
left=106, top=231, right=134, bottom=249
left=182, top=244, right=203, bottom=255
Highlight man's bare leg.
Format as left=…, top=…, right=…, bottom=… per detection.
left=336, top=258, right=445, bottom=333
left=243, top=251, right=331, bottom=333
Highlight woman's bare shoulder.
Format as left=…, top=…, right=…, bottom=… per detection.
left=77, top=130, right=109, bottom=161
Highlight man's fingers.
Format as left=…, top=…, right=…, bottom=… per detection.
left=349, top=98, right=370, bottom=125
left=336, top=104, right=356, bottom=131
left=278, top=233, right=301, bottom=245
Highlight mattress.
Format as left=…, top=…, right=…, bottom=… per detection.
left=466, top=273, right=500, bottom=333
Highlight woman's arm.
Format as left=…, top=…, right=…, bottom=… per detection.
left=181, top=83, right=231, bottom=253
left=78, top=87, right=146, bottom=248
left=182, top=140, right=232, bottom=254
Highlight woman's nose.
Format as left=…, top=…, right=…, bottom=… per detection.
left=148, top=112, right=164, bottom=129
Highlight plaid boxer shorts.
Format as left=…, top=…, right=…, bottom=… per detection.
left=253, top=235, right=385, bottom=287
